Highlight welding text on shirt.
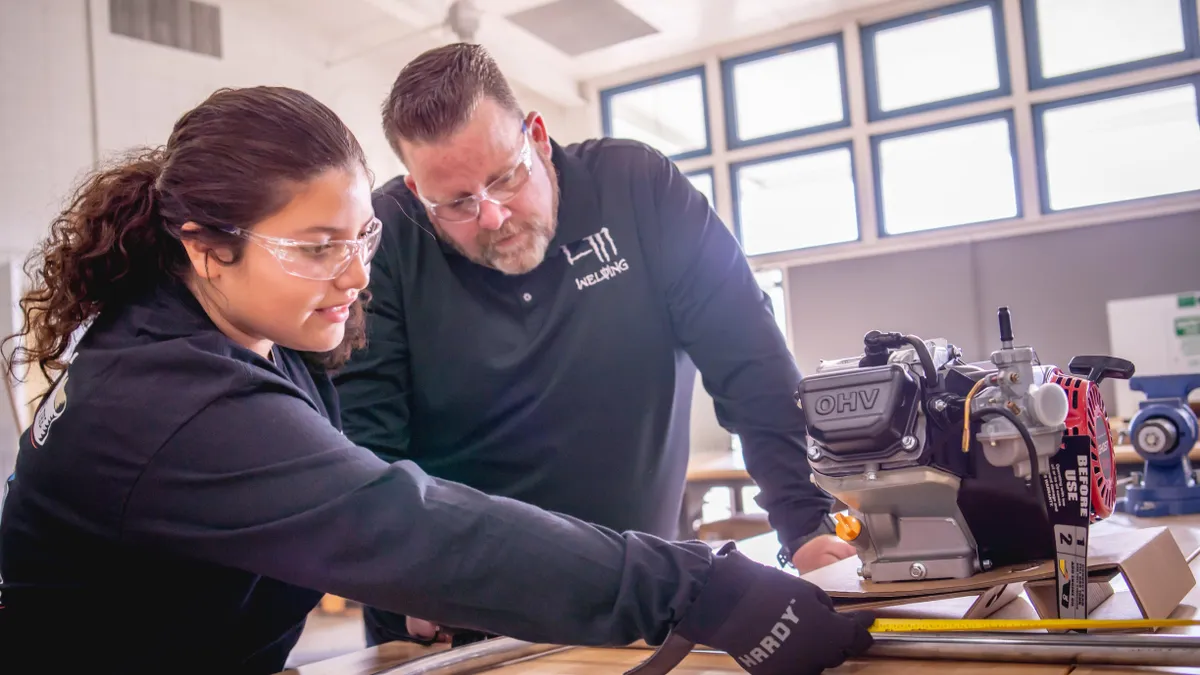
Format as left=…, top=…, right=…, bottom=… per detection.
left=564, top=227, right=629, bottom=290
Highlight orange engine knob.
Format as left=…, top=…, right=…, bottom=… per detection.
left=834, top=513, right=861, bottom=542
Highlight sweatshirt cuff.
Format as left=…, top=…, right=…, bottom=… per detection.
left=776, top=513, right=836, bottom=568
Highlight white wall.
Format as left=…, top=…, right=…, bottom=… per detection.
left=311, top=59, right=408, bottom=186
left=93, top=1, right=317, bottom=157
left=512, top=84, right=592, bottom=146
left=0, top=0, right=597, bottom=269
left=0, top=1, right=95, bottom=261
left=0, top=0, right=524, bottom=256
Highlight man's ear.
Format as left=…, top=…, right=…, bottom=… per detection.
left=404, top=175, right=418, bottom=196
left=178, top=222, right=223, bottom=282
left=526, top=111, right=551, bottom=155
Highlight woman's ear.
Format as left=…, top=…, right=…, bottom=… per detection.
left=178, top=222, right=222, bottom=282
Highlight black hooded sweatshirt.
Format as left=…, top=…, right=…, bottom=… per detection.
left=0, top=279, right=718, bottom=673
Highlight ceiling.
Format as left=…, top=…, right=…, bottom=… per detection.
left=262, top=0, right=897, bottom=108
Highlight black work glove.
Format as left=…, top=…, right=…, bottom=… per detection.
left=628, top=542, right=874, bottom=675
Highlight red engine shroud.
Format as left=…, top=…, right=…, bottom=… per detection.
left=1046, top=367, right=1117, bottom=521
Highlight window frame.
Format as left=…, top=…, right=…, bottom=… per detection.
left=871, top=109, right=1023, bottom=238
left=719, top=32, right=851, bottom=150
left=583, top=0, right=1200, bottom=273
left=860, top=0, right=1013, bottom=121
left=1031, top=74, right=1200, bottom=215
left=753, top=267, right=790, bottom=347
left=1021, top=0, right=1200, bottom=90
left=730, top=140, right=862, bottom=257
left=598, top=65, right=713, bottom=162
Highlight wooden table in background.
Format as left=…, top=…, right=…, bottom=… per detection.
left=681, top=450, right=753, bottom=539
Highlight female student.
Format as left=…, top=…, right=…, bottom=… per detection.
left=0, top=85, right=873, bottom=674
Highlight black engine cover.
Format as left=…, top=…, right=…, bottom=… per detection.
left=797, top=364, right=920, bottom=462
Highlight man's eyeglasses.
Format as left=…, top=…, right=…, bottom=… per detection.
left=216, top=217, right=383, bottom=281
left=417, top=123, right=534, bottom=223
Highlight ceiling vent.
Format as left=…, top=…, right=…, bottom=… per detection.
left=505, top=0, right=659, bottom=57
left=109, top=0, right=222, bottom=58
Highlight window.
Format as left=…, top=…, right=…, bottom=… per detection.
left=1034, top=78, right=1200, bottom=212
left=755, top=268, right=788, bottom=341
left=721, top=35, right=849, bottom=148
left=686, top=169, right=715, bottom=209
left=862, top=0, right=1010, bottom=119
left=732, top=144, right=859, bottom=256
left=1023, top=0, right=1199, bottom=88
left=600, top=67, right=710, bottom=160
left=874, top=113, right=1019, bottom=235
left=593, top=0, right=1200, bottom=267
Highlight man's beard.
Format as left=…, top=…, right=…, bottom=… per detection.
left=437, top=150, right=561, bottom=276
left=480, top=218, right=553, bottom=275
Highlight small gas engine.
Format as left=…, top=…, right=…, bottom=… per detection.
left=796, top=307, right=1135, bottom=583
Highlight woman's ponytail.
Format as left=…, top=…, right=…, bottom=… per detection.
left=4, top=146, right=184, bottom=382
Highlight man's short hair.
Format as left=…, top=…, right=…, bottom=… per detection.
left=381, top=43, right=523, bottom=160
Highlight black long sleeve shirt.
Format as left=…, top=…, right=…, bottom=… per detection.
left=0, top=280, right=717, bottom=673
left=334, top=138, right=832, bottom=551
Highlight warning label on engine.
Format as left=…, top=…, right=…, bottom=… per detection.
left=1040, top=435, right=1092, bottom=621
left=1052, top=524, right=1088, bottom=618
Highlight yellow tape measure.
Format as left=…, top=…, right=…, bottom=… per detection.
left=870, top=617, right=1200, bottom=633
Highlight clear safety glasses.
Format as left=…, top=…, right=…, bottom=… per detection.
left=417, top=123, right=534, bottom=223
left=220, top=217, right=383, bottom=281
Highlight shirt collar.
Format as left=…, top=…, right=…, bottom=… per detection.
left=544, top=138, right=603, bottom=258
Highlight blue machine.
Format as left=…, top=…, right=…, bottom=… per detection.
left=1115, top=374, right=1200, bottom=517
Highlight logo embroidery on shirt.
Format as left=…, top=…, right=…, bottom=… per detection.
left=28, top=318, right=90, bottom=449
left=563, top=227, right=630, bottom=290
left=31, top=369, right=70, bottom=449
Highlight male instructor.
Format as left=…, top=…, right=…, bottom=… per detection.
left=333, top=43, right=853, bottom=646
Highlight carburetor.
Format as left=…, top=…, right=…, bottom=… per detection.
left=795, top=307, right=1133, bottom=583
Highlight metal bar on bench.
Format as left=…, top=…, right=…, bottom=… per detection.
left=382, top=638, right=568, bottom=675
left=866, top=631, right=1200, bottom=667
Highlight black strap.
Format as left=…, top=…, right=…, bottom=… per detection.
left=623, top=633, right=697, bottom=675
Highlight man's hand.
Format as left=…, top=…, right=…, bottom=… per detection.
left=406, top=616, right=451, bottom=643
left=791, top=534, right=856, bottom=574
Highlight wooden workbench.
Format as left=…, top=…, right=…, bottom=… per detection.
left=283, top=513, right=1200, bottom=675
left=409, top=648, right=1198, bottom=675
left=281, top=641, right=1199, bottom=675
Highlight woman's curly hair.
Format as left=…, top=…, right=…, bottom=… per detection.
left=3, top=86, right=372, bottom=385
